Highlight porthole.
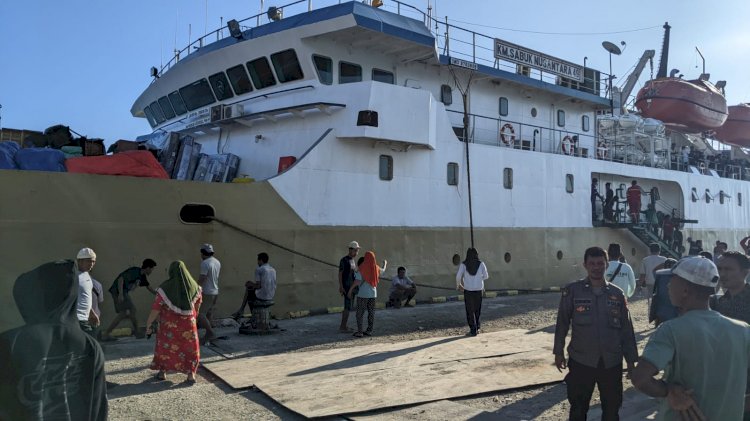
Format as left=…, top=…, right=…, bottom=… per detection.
left=556, top=250, right=563, bottom=260
left=504, top=252, right=511, bottom=263
left=452, top=254, right=461, bottom=266
left=530, top=107, right=538, bottom=117
left=180, top=204, right=215, bottom=224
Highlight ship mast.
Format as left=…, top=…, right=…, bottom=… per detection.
left=656, top=22, right=671, bottom=79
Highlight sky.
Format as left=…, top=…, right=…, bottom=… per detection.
left=1, top=0, right=749, bottom=142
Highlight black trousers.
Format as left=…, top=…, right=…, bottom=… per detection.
left=565, top=358, right=623, bottom=421
left=463, top=290, right=482, bottom=332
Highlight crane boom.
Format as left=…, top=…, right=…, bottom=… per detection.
left=616, top=49, right=655, bottom=113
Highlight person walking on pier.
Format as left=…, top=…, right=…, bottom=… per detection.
left=197, top=244, right=220, bottom=345
left=102, top=259, right=157, bottom=340
left=456, top=248, right=489, bottom=336
left=338, top=241, right=360, bottom=332
left=553, top=246, right=638, bottom=421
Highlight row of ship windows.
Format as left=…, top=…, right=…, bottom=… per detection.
left=379, top=156, right=576, bottom=193
left=143, top=48, right=397, bottom=128
left=440, top=87, right=591, bottom=131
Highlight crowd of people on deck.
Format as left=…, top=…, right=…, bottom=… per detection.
left=4, top=231, right=750, bottom=420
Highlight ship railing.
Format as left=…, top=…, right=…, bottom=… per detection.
left=449, top=110, right=596, bottom=157
left=154, top=0, right=608, bottom=98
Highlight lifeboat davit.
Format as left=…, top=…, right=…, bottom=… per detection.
left=635, top=78, right=728, bottom=133
left=714, top=103, right=750, bottom=147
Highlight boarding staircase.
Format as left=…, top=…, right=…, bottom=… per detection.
left=626, top=225, right=681, bottom=259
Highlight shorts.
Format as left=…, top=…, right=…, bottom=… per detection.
left=200, top=294, right=218, bottom=316
left=114, top=295, right=136, bottom=314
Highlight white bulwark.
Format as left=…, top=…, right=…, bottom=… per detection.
left=494, top=38, right=583, bottom=82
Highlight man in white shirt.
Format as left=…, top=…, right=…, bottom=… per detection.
left=76, top=247, right=99, bottom=336
left=605, top=244, right=636, bottom=298
left=389, top=267, right=417, bottom=308
left=197, top=243, right=221, bottom=344
left=639, top=243, right=666, bottom=292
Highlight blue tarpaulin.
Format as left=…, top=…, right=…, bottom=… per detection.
left=15, top=148, right=67, bottom=172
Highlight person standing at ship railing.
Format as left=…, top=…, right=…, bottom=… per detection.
left=591, top=178, right=604, bottom=222
left=338, top=241, right=360, bottom=333
left=456, top=248, right=489, bottom=337
left=197, top=243, right=221, bottom=345
left=626, top=180, right=645, bottom=224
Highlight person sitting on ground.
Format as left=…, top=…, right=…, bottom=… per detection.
left=102, top=259, right=157, bottom=340
left=145, top=261, right=201, bottom=384
left=349, top=252, right=386, bottom=338
left=233, top=252, right=277, bottom=320
left=648, top=258, right=678, bottom=327
left=389, top=266, right=417, bottom=308
left=0, top=260, right=108, bottom=420
left=605, top=243, right=637, bottom=298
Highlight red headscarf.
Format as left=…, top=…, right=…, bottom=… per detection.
left=360, top=251, right=380, bottom=287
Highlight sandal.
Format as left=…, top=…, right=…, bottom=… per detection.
left=156, top=371, right=167, bottom=381
left=185, top=376, right=197, bottom=385
left=353, top=332, right=364, bottom=338
left=363, top=331, right=372, bottom=336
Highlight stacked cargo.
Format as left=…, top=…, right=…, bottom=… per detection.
left=155, top=132, right=240, bottom=183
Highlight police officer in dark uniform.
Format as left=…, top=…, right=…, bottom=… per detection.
left=553, top=246, right=638, bottom=421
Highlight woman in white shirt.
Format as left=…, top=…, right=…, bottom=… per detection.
left=456, top=248, right=489, bottom=336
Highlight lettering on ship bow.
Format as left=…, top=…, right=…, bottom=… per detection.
left=494, top=38, right=583, bottom=82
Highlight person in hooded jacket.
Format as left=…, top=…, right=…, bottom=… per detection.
left=348, top=252, right=387, bottom=338
left=0, top=260, right=108, bottom=421
left=456, top=248, right=489, bottom=336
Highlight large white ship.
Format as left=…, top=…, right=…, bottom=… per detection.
left=2, top=0, right=749, bottom=329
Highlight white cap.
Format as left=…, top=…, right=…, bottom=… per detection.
left=671, top=257, right=719, bottom=287
left=348, top=241, right=360, bottom=249
left=201, top=243, right=214, bottom=253
left=76, top=247, right=97, bottom=260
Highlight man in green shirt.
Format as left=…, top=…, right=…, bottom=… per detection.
left=632, top=257, right=750, bottom=420
left=102, top=259, right=157, bottom=340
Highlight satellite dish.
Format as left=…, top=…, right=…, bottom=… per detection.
left=602, top=41, right=622, bottom=55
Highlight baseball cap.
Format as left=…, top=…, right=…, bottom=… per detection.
left=76, top=247, right=97, bottom=260
left=348, top=241, right=360, bottom=249
left=670, top=257, right=719, bottom=287
left=201, top=243, right=214, bottom=253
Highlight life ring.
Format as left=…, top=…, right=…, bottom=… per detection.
left=561, top=136, right=573, bottom=155
left=596, top=141, right=608, bottom=159
left=500, top=123, right=515, bottom=145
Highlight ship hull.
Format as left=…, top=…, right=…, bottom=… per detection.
left=635, top=78, right=728, bottom=132
left=714, top=104, right=750, bottom=147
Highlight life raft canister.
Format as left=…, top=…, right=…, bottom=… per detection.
left=596, top=141, right=608, bottom=159
left=500, top=123, right=515, bottom=145
left=561, top=136, right=574, bottom=155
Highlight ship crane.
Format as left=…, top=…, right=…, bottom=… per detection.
left=613, top=49, right=655, bottom=114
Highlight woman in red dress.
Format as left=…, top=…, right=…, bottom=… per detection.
left=145, top=261, right=202, bottom=383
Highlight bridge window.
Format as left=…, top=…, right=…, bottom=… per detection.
left=379, top=155, right=393, bottom=181
left=705, top=189, right=712, bottom=203
left=740, top=192, right=743, bottom=206
left=247, top=57, right=277, bottom=89
left=340, top=61, right=362, bottom=84
left=565, top=174, right=574, bottom=193
left=168, top=91, right=188, bottom=116
left=271, top=49, right=304, bottom=83
left=209, top=72, right=234, bottom=100
left=720, top=190, right=726, bottom=204
left=372, top=68, right=394, bottom=84
left=557, top=110, right=566, bottom=127
left=447, top=162, right=459, bottom=185
left=179, top=79, right=216, bottom=111
left=582, top=115, right=590, bottom=132
left=226, top=65, right=253, bottom=95
left=158, top=96, right=176, bottom=120
left=691, top=187, right=699, bottom=202
left=441, top=84, right=453, bottom=105
left=149, top=101, right=166, bottom=124
left=503, top=168, right=513, bottom=189
left=312, top=55, right=333, bottom=85
left=499, top=97, right=509, bottom=116
left=143, top=106, right=157, bottom=127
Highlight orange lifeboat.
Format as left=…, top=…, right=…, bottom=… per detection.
left=714, top=103, right=750, bottom=147
left=635, top=78, right=728, bottom=133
